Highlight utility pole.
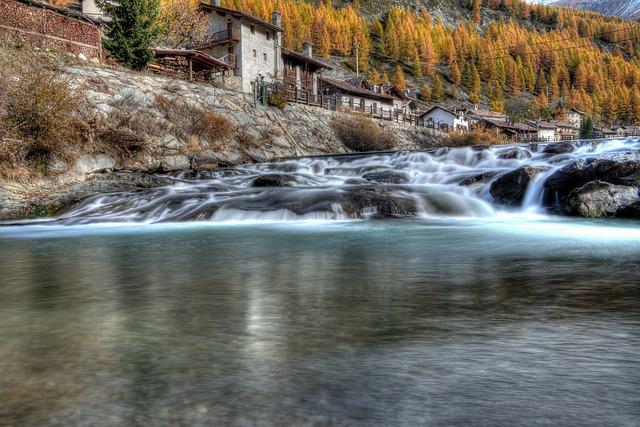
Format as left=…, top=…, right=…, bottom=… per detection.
left=355, top=43, right=360, bottom=77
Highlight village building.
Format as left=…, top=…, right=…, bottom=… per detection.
left=527, top=120, right=558, bottom=142
left=476, top=118, right=538, bottom=142
left=551, top=120, right=579, bottom=141
left=150, top=48, right=234, bottom=83
left=282, top=42, right=332, bottom=104
left=467, top=108, right=508, bottom=127
left=566, top=108, right=585, bottom=130
left=419, top=106, right=469, bottom=132
left=320, top=76, right=397, bottom=117
left=593, top=127, right=618, bottom=139
left=198, top=0, right=284, bottom=94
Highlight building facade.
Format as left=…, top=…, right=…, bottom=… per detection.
left=419, top=106, right=469, bottom=132
left=282, top=42, right=332, bottom=104
left=199, top=0, right=283, bottom=94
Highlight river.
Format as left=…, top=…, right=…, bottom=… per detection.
left=1, top=141, right=640, bottom=425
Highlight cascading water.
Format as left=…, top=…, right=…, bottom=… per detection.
left=38, top=138, right=640, bottom=224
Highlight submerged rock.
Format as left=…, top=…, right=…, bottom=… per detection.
left=362, top=171, right=410, bottom=184
left=459, top=171, right=498, bottom=186
left=543, top=142, right=576, bottom=155
left=616, top=201, right=640, bottom=218
left=567, top=181, right=639, bottom=217
left=490, top=166, right=546, bottom=206
left=497, top=147, right=533, bottom=160
left=251, top=174, right=297, bottom=187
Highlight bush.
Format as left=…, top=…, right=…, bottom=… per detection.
left=156, top=97, right=234, bottom=149
left=444, top=127, right=505, bottom=147
left=266, top=82, right=288, bottom=109
left=331, top=114, right=397, bottom=152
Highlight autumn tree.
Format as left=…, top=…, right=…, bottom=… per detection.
left=158, top=0, right=208, bottom=48
left=431, top=75, right=444, bottom=102
left=392, top=65, right=407, bottom=89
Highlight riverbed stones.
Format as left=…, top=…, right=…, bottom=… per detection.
left=490, top=166, right=546, bottom=206
left=567, top=181, right=640, bottom=217
left=497, top=147, right=533, bottom=160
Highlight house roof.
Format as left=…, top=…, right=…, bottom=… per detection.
left=152, top=48, right=233, bottom=70
left=468, top=109, right=507, bottom=120
left=527, top=120, right=557, bottom=130
left=481, top=118, right=537, bottom=133
left=198, top=3, right=284, bottom=32
left=419, top=105, right=463, bottom=119
left=320, top=77, right=395, bottom=101
left=568, top=108, right=585, bottom=115
left=281, top=48, right=332, bottom=70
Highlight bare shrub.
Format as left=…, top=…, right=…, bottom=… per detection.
left=331, top=114, right=396, bottom=152
left=96, top=104, right=163, bottom=157
left=156, top=97, right=234, bottom=150
left=266, top=82, right=289, bottom=109
left=444, top=127, right=505, bottom=147
left=0, top=138, right=29, bottom=180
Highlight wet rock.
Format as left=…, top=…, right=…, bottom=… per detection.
left=567, top=181, right=639, bottom=217
left=616, top=201, right=640, bottom=218
left=459, top=171, right=498, bottom=186
left=362, top=171, right=410, bottom=184
left=161, top=155, right=190, bottom=171
left=490, top=166, right=545, bottom=206
left=543, top=142, right=576, bottom=155
left=337, top=186, right=417, bottom=217
left=251, top=174, right=297, bottom=187
left=544, top=158, right=640, bottom=208
left=497, top=147, right=533, bottom=160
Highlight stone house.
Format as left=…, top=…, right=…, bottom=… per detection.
left=527, top=120, right=558, bottom=142
left=566, top=108, right=585, bottom=130
left=282, top=42, right=332, bottom=104
left=199, top=0, right=284, bottom=94
left=419, top=106, right=469, bottom=132
left=477, top=118, right=538, bottom=142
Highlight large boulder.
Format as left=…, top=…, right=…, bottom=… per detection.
left=490, top=166, right=545, bottom=206
left=567, top=181, right=639, bottom=217
left=362, top=170, right=410, bottom=184
left=497, top=147, right=533, bottom=160
left=616, top=201, right=640, bottom=218
left=544, top=158, right=640, bottom=208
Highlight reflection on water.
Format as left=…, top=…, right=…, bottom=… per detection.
left=1, top=219, right=640, bottom=425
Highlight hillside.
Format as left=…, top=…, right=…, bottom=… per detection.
left=528, top=0, right=640, bottom=20
left=223, top=0, right=640, bottom=125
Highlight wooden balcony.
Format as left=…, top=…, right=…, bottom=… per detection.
left=199, top=28, right=240, bottom=48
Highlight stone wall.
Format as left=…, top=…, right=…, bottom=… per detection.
left=0, top=0, right=102, bottom=59
left=66, top=64, right=437, bottom=174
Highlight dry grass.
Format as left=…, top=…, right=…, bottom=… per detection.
left=444, top=127, right=506, bottom=147
left=331, top=114, right=397, bottom=152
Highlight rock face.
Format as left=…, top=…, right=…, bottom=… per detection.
left=73, top=154, right=116, bottom=174
left=567, top=181, right=640, bottom=217
left=543, top=158, right=640, bottom=210
left=490, top=166, right=545, bottom=206
left=617, top=201, right=640, bottom=218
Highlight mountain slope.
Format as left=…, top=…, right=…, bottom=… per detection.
left=528, top=0, right=640, bottom=20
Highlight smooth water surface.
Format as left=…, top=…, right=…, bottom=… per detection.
left=1, top=218, right=640, bottom=426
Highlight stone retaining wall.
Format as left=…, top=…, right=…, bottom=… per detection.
left=0, top=0, right=102, bottom=59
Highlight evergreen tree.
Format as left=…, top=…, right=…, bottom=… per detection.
left=431, top=75, right=444, bottom=102
left=420, top=83, right=431, bottom=101
left=581, top=116, right=594, bottom=139
left=100, top=0, right=162, bottom=70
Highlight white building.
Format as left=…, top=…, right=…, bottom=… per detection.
left=419, top=106, right=469, bottom=132
left=566, top=108, right=585, bottom=130
left=199, top=0, right=284, bottom=94
left=528, top=120, right=558, bottom=142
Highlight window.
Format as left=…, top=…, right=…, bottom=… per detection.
left=263, top=53, right=267, bottom=62
left=250, top=25, right=255, bottom=34
left=253, top=49, right=257, bottom=58
left=266, top=32, right=271, bottom=41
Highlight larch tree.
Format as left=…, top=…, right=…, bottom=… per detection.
left=392, top=65, right=407, bottom=89
left=431, top=75, right=444, bottom=102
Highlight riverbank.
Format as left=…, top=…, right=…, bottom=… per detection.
left=0, top=50, right=446, bottom=220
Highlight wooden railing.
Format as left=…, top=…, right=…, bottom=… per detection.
left=199, top=28, right=240, bottom=47
left=218, top=53, right=236, bottom=68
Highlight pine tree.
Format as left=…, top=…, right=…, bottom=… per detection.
left=100, top=0, right=162, bottom=70
left=431, top=75, right=444, bottom=102
left=392, top=65, right=407, bottom=89
left=581, top=116, right=594, bottom=139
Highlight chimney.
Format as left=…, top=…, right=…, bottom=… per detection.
left=272, top=11, right=282, bottom=28
left=303, top=41, right=312, bottom=58
left=211, top=0, right=220, bottom=5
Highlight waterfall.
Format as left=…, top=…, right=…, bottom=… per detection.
left=41, top=138, right=640, bottom=224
